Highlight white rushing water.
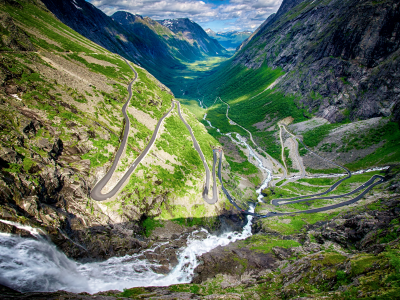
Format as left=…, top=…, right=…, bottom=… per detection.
left=203, top=114, right=272, bottom=202
left=0, top=113, right=268, bottom=295
left=0, top=208, right=254, bottom=294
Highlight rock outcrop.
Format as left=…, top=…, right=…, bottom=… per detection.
left=192, top=240, right=277, bottom=284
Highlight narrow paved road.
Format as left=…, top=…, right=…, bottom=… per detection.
left=91, top=58, right=139, bottom=201
left=91, top=59, right=384, bottom=217
left=91, top=58, right=219, bottom=203
left=214, top=148, right=385, bottom=218
left=278, top=124, right=306, bottom=184
left=217, top=97, right=287, bottom=184
left=91, top=93, right=174, bottom=200
left=267, top=126, right=386, bottom=209
left=215, top=149, right=245, bottom=211
left=270, top=125, right=352, bottom=202
left=264, top=175, right=385, bottom=216
left=176, top=102, right=218, bottom=204
left=272, top=175, right=385, bottom=206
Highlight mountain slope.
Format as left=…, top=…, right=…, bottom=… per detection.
left=158, top=18, right=227, bottom=56
left=192, top=0, right=400, bottom=174
left=234, top=0, right=400, bottom=123
left=0, top=0, right=238, bottom=262
left=112, top=11, right=203, bottom=62
left=39, top=0, right=227, bottom=87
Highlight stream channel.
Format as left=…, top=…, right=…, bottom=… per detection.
left=0, top=117, right=272, bottom=294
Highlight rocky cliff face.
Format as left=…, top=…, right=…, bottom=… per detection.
left=158, top=18, right=227, bottom=56
left=233, top=0, right=400, bottom=123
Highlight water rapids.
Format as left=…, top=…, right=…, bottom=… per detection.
left=0, top=207, right=254, bottom=294
left=0, top=115, right=270, bottom=294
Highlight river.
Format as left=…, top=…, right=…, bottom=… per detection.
left=0, top=207, right=255, bottom=294
left=0, top=115, right=272, bottom=294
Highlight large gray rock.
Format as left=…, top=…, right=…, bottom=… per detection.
left=192, top=240, right=278, bottom=284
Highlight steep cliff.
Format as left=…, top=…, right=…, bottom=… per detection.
left=234, top=0, right=400, bottom=123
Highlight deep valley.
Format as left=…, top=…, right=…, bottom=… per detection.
left=0, top=0, right=399, bottom=299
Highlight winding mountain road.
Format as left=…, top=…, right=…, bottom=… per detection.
left=91, top=58, right=385, bottom=219
left=273, top=124, right=306, bottom=186
left=213, top=149, right=385, bottom=218
left=271, top=125, right=352, bottom=202
left=176, top=102, right=218, bottom=204
left=272, top=174, right=385, bottom=206
left=216, top=149, right=245, bottom=211
left=216, top=97, right=287, bottom=183
left=91, top=58, right=139, bottom=201
left=202, top=100, right=384, bottom=217
left=91, top=59, right=218, bottom=203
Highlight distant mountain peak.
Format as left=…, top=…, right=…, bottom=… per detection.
left=208, top=30, right=252, bottom=50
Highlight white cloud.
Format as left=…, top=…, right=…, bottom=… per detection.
left=87, top=0, right=283, bottom=32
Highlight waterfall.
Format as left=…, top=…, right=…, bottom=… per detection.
left=0, top=113, right=268, bottom=295
left=0, top=208, right=254, bottom=294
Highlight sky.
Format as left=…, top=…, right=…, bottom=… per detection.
left=86, top=0, right=283, bottom=32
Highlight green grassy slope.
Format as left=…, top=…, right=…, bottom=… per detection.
left=187, top=60, right=308, bottom=161
left=0, top=0, right=234, bottom=255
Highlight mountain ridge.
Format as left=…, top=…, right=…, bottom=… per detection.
left=112, top=11, right=203, bottom=63
left=40, top=0, right=227, bottom=86
left=157, top=18, right=226, bottom=55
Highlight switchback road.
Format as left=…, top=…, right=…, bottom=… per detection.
left=271, top=125, right=352, bottom=204
left=213, top=149, right=385, bottom=218
left=91, top=59, right=218, bottom=203
left=91, top=58, right=385, bottom=218
left=177, top=102, right=218, bottom=204
left=217, top=97, right=286, bottom=181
